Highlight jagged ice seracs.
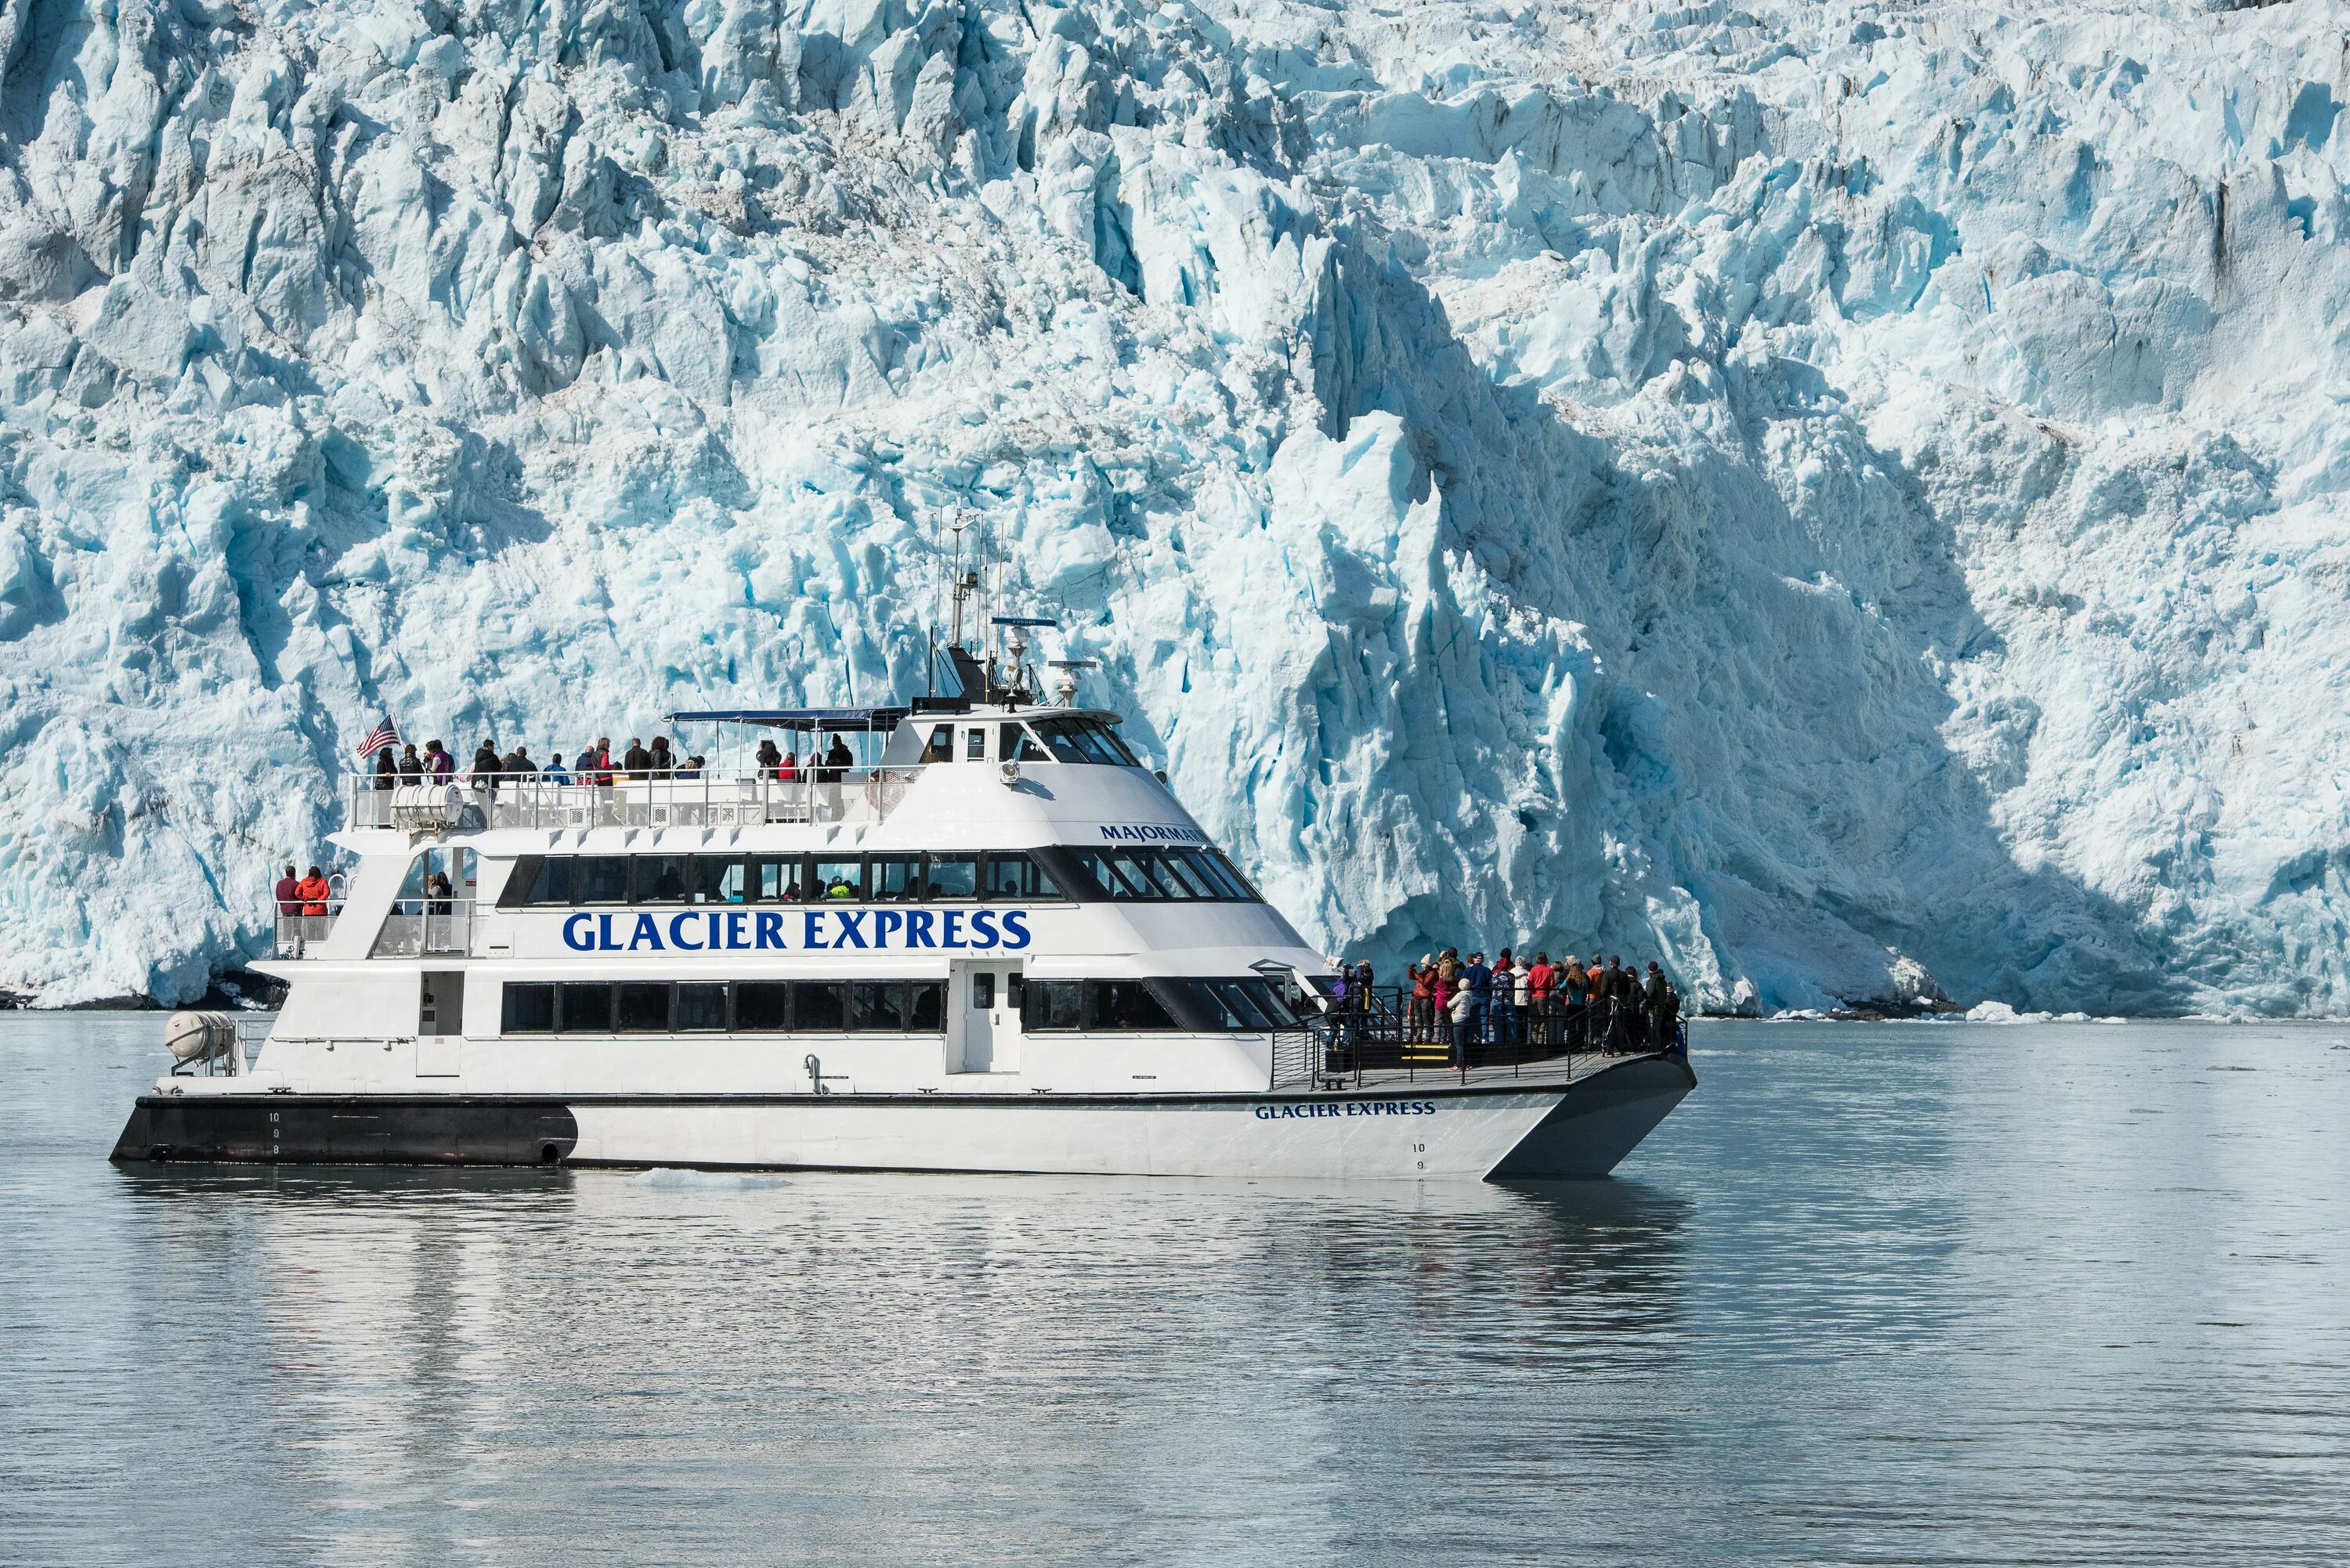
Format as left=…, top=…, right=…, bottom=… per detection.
left=3, top=0, right=2348, bottom=1014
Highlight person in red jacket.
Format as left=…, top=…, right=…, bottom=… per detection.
left=295, top=865, right=333, bottom=917
left=273, top=863, right=299, bottom=916
left=1527, top=952, right=1555, bottom=1047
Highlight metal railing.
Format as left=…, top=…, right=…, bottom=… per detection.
left=1269, top=985, right=1687, bottom=1091
left=368, top=898, right=476, bottom=957
left=347, top=768, right=930, bottom=833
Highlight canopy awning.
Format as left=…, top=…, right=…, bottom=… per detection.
left=666, top=706, right=910, bottom=730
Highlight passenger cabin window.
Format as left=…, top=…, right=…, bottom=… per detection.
left=1001, top=724, right=1047, bottom=761
left=966, top=727, right=987, bottom=761
left=923, top=724, right=955, bottom=764
left=869, top=854, right=924, bottom=901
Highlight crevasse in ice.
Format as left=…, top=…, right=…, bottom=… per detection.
left=2, top=0, right=2345, bottom=1013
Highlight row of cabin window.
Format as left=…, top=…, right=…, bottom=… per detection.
left=501, top=846, right=1258, bottom=909
left=502, top=979, right=947, bottom=1035
left=497, top=974, right=1307, bottom=1036
left=506, top=850, right=1065, bottom=908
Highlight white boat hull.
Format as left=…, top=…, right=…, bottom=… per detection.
left=114, top=1055, right=1694, bottom=1181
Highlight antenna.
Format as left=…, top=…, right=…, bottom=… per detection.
left=1047, top=658, right=1098, bottom=706
left=991, top=616, right=1056, bottom=706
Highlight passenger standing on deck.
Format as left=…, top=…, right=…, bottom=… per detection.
left=1462, top=952, right=1492, bottom=1064
left=373, top=750, right=397, bottom=793
left=622, top=738, right=652, bottom=778
left=425, top=740, right=454, bottom=782
left=472, top=739, right=501, bottom=790
left=647, top=735, right=676, bottom=778
left=1447, top=977, right=1474, bottom=1066
left=1410, top=959, right=1434, bottom=1042
left=1510, top=953, right=1533, bottom=1050
left=1648, top=963, right=1682, bottom=1048
left=1490, top=947, right=1516, bottom=1048
left=1528, top=953, right=1554, bottom=1047
left=500, top=744, right=535, bottom=781
left=1560, top=957, right=1588, bottom=1047
left=396, top=742, right=423, bottom=781
left=295, top=865, right=332, bottom=916
left=542, top=753, right=571, bottom=784
left=274, top=863, right=300, bottom=916
left=1432, top=955, right=1457, bottom=1049
left=756, top=739, right=783, bottom=779
left=820, top=732, right=853, bottom=819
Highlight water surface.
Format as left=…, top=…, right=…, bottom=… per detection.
left=4, top=1015, right=2346, bottom=1565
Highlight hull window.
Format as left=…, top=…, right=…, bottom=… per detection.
left=559, top=982, right=615, bottom=1032
left=616, top=983, right=671, bottom=1031
left=676, top=982, right=728, bottom=1031
left=736, top=981, right=792, bottom=1031
left=795, top=981, right=848, bottom=1031
left=1022, top=981, right=1085, bottom=1032
left=504, top=982, right=555, bottom=1033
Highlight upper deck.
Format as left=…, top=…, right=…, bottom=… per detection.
left=339, top=704, right=1175, bottom=843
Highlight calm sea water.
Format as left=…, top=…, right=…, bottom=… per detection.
left=3, top=1015, right=2347, bottom=1566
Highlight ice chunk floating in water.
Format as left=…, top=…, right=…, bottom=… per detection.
left=2, top=1, right=2348, bottom=1017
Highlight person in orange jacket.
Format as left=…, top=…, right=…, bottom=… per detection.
left=295, top=865, right=333, bottom=916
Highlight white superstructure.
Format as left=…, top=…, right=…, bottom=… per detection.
left=115, top=641, right=1692, bottom=1179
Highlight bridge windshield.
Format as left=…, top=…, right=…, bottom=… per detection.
left=1028, top=717, right=1138, bottom=766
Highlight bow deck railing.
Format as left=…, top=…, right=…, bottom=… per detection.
left=347, top=768, right=925, bottom=833
left=1270, top=984, right=1687, bottom=1090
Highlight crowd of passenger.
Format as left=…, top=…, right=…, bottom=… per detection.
left=366, top=734, right=866, bottom=789
left=1325, top=948, right=1683, bottom=1064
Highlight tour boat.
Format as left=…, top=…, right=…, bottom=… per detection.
left=110, top=623, right=1694, bottom=1180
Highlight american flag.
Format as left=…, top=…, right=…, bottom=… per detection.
left=353, top=717, right=400, bottom=764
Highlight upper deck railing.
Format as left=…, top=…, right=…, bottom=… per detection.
left=346, top=768, right=931, bottom=834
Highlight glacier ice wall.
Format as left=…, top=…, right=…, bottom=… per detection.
left=4, top=0, right=2349, bottom=1012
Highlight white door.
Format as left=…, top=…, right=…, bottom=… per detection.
left=952, top=962, right=1022, bottom=1073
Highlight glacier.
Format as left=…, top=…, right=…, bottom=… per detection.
left=3, top=0, right=2348, bottom=1013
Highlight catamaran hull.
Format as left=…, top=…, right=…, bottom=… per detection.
left=112, top=1054, right=1694, bottom=1181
